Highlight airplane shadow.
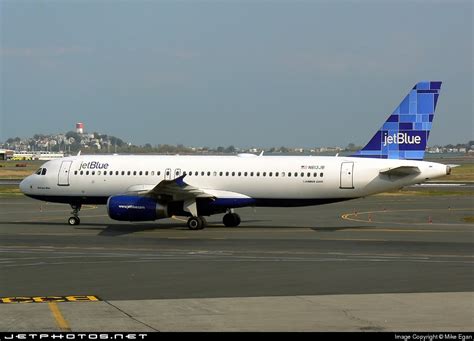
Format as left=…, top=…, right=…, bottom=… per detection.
left=0, top=220, right=371, bottom=236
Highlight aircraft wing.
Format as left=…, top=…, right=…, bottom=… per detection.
left=380, top=166, right=421, bottom=176
left=144, top=175, right=213, bottom=202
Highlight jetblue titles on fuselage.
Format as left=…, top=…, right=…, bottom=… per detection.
left=80, top=161, right=109, bottom=170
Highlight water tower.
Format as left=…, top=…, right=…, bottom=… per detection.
left=76, top=122, right=84, bottom=134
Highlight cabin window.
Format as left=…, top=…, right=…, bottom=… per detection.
left=86, top=171, right=90, bottom=175
left=219, top=172, right=223, bottom=176
left=275, top=172, right=279, bottom=177
left=256, top=172, right=260, bottom=177
left=157, top=171, right=161, bottom=176
left=238, top=172, right=241, bottom=176
left=250, top=172, right=254, bottom=176
left=294, top=172, right=298, bottom=177
left=103, top=171, right=106, bottom=175
left=226, top=172, right=229, bottom=176
left=139, top=171, right=143, bottom=176
left=263, top=172, right=266, bottom=177
left=195, top=171, right=198, bottom=176
left=127, top=171, right=131, bottom=176
left=145, top=171, right=149, bottom=176
left=269, top=172, right=272, bottom=177
left=207, top=171, right=211, bottom=176
left=313, top=172, right=317, bottom=177
left=320, top=173, right=324, bottom=177
left=288, top=172, right=291, bottom=177
left=301, top=172, right=304, bottom=177
left=232, top=172, right=235, bottom=176
left=80, top=170, right=84, bottom=175
left=244, top=172, right=248, bottom=176
left=92, top=171, right=96, bottom=175
left=74, top=170, right=78, bottom=175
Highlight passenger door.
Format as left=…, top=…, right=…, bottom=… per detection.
left=340, top=162, right=354, bottom=189
left=58, top=161, right=72, bottom=186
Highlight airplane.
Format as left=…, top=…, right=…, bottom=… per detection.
left=19, top=81, right=451, bottom=230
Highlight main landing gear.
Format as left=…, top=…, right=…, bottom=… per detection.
left=68, top=204, right=82, bottom=226
left=187, top=216, right=207, bottom=230
left=186, top=210, right=242, bottom=230
left=223, top=211, right=241, bottom=227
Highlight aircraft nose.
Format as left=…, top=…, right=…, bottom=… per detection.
left=19, top=177, right=30, bottom=194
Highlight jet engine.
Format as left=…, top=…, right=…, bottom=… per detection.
left=107, top=195, right=169, bottom=221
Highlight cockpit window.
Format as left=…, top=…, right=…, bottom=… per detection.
left=41, top=168, right=47, bottom=175
left=35, top=168, right=42, bottom=175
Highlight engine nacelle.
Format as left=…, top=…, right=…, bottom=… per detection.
left=107, top=195, right=169, bottom=221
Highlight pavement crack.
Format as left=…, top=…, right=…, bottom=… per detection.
left=341, top=308, right=384, bottom=332
left=104, top=300, right=160, bottom=332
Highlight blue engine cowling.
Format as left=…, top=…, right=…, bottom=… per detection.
left=107, top=195, right=168, bottom=221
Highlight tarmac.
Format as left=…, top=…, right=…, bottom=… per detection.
left=0, top=194, right=472, bottom=331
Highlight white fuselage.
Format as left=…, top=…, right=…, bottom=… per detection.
left=20, top=154, right=448, bottom=206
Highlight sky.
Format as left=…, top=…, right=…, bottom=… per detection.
left=0, top=0, right=472, bottom=148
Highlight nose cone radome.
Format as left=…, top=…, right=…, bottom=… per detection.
left=19, top=177, right=31, bottom=194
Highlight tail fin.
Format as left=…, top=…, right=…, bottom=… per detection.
left=352, top=81, right=442, bottom=160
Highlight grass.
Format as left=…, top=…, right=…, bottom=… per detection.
left=463, top=216, right=474, bottom=223
left=0, top=185, right=22, bottom=196
left=437, top=163, right=474, bottom=182
left=0, top=160, right=42, bottom=179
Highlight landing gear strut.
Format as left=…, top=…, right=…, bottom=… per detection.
left=187, top=216, right=207, bottom=230
left=223, top=210, right=241, bottom=227
left=68, top=204, right=82, bottom=225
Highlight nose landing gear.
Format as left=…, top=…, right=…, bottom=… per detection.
left=68, top=204, right=82, bottom=225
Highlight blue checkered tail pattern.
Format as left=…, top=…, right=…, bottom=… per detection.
left=351, top=81, right=442, bottom=160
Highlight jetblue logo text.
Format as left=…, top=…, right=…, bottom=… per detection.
left=80, top=162, right=109, bottom=170
left=383, top=133, right=421, bottom=147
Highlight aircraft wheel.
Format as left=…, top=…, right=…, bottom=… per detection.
left=68, top=216, right=80, bottom=226
left=223, top=213, right=241, bottom=227
left=187, top=217, right=205, bottom=230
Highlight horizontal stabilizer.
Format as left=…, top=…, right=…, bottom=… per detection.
left=380, top=166, right=420, bottom=176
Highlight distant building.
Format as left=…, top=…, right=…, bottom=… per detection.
left=12, top=151, right=64, bottom=161
left=0, top=149, right=14, bottom=160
